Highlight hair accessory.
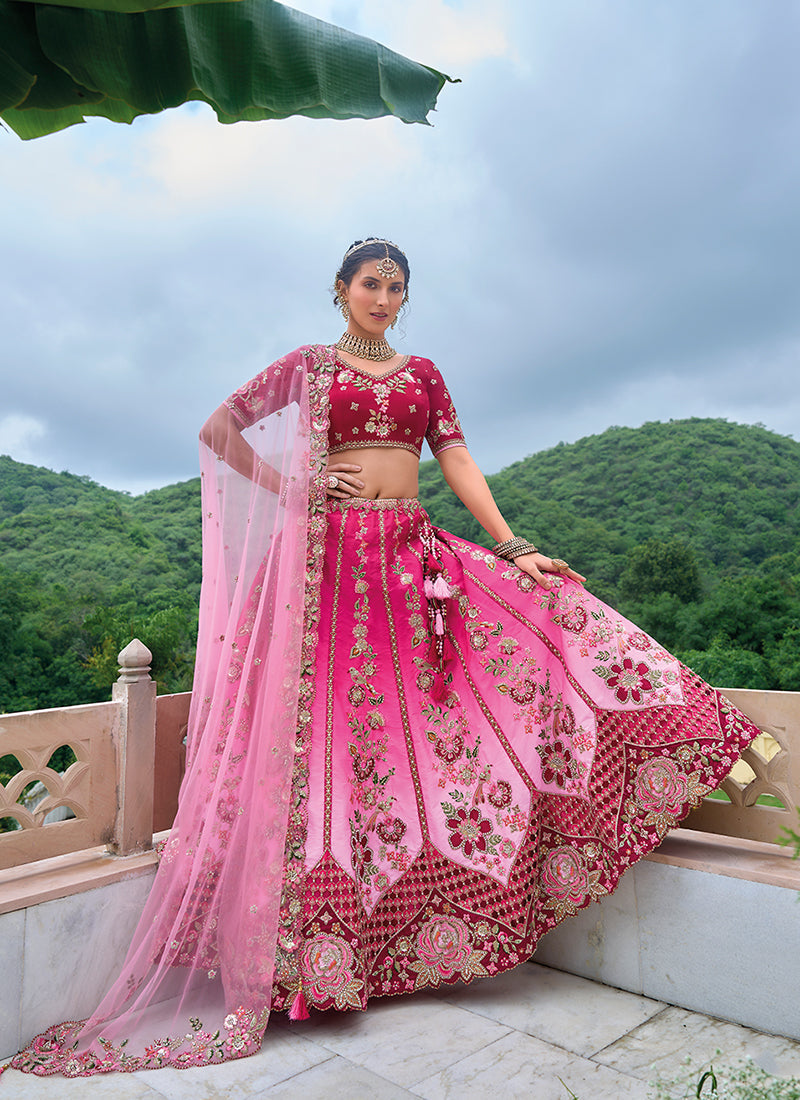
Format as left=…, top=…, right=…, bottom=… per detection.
left=343, top=238, right=401, bottom=264
left=375, top=242, right=400, bottom=280
left=335, top=332, right=396, bottom=362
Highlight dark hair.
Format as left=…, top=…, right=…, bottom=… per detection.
left=333, top=238, right=410, bottom=308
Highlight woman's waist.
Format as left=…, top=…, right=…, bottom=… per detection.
left=325, top=496, right=424, bottom=517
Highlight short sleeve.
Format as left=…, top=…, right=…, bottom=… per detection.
left=424, top=363, right=467, bottom=456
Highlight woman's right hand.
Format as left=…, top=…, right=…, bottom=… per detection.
left=324, top=462, right=364, bottom=498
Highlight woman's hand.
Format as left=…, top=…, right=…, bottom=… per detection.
left=324, top=462, right=364, bottom=498
left=512, top=551, right=587, bottom=588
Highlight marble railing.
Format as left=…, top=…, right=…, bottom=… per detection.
left=0, top=643, right=798, bottom=872
left=0, top=640, right=188, bottom=871
left=684, top=688, right=800, bottom=845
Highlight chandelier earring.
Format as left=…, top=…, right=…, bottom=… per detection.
left=340, top=298, right=350, bottom=321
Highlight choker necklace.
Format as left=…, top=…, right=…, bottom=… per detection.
left=335, top=332, right=396, bottom=362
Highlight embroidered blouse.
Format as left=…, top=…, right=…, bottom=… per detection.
left=225, top=349, right=467, bottom=459
left=327, top=355, right=466, bottom=458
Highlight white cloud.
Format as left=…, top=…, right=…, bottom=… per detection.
left=0, top=415, right=48, bottom=465
left=291, top=1, right=513, bottom=69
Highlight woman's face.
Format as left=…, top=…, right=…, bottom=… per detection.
left=340, top=260, right=406, bottom=339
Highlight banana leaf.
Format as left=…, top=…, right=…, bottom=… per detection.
left=0, top=0, right=456, bottom=140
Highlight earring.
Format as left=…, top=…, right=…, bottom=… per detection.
left=390, top=315, right=397, bottom=329
left=341, top=299, right=350, bottom=321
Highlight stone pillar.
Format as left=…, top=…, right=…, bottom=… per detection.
left=109, top=638, right=156, bottom=855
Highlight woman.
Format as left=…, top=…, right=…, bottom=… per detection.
left=12, top=239, right=759, bottom=1076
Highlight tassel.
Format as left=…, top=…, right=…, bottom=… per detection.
left=289, top=990, right=310, bottom=1021
left=432, top=576, right=452, bottom=600
left=424, top=577, right=437, bottom=598
left=434, top=610, right=445, bottom=635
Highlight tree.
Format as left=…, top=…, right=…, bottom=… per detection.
left=620, top=538, right=702, bottom=603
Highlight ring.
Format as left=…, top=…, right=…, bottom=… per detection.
left=550, top=558, right=570, bottom=572
left=327, top=475, right=340, bottom=490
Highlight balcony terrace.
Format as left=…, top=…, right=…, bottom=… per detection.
left=1, top=641, right=799, bottom=1096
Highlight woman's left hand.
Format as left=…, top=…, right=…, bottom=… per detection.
left=512, top=551, right=587, bottom=588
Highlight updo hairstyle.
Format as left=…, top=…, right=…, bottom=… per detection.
left=332, top=238, right=411, bottom=310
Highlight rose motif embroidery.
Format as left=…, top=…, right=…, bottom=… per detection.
left=300, top=933, right=364, bottom=1008
left=415, top=916, right=474, bottom=978
left=627, top=631, right=652, bottom=650
left=487, top=780, right=512, bottom=809
left=541, top=845, right=589, bottom=904
left=606, top=657, right=654, bottom=704
left=376, top=817, right=406, bottom=845
left=469, top=629, right=488, bottom=651
left=537, top=739, right=575, bottom=787
left=634, top=757, right=689, bottom=814
left=447, top=807, right=492, bottom=858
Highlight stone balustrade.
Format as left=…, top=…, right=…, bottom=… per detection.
left=0, top=647, right=798, bottom=875
left=0, top=640, right=188, bottom=872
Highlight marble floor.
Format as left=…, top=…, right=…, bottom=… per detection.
left=3, top=963, right=800, bottom=1099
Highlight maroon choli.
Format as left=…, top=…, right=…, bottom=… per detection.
left=327, top=355, right=466, bottom=458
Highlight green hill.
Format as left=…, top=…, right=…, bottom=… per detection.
left=1, top=417, right=798, bottom=713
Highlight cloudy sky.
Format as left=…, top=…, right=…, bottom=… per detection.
left=2, top=0, right=799, bottom=494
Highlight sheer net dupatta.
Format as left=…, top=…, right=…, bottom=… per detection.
left=13, top=351, right=313, bottom=1076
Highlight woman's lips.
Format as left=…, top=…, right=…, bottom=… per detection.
left=370, top=312, right=388, bottom=320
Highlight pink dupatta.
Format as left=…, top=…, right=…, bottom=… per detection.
left=13, top=346, right=335, bottom=1075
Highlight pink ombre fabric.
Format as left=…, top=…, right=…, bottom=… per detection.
left=11, top=345, right=760, bottom=1078
left=12, top=346, right=332, bottom=1075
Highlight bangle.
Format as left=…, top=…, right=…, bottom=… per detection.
left=493, top=536, right=538, bottom=560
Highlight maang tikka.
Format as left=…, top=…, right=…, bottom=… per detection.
left=375, top=242, right=400, bottom=280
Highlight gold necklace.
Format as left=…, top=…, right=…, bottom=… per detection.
left=335, top=331, right=396, bottom=362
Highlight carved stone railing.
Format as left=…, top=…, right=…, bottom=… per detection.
left=0, top=651, right=798, bottom=873
left=0, top=640, right=188, bottom=871
left=684, top=688, right=800, bottom=845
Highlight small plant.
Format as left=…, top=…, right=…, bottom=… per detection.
left=649, top=1056, right=800, bottom=1099
left=779, top=808, right=800, bottom=864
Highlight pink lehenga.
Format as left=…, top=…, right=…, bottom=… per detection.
left=11, top=345, right=759, bottom=1077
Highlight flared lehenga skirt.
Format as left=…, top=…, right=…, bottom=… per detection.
left=269, top=497, right=757, bottom=1012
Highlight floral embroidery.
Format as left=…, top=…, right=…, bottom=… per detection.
left=446, top=806, right=494, bottom=858
left=537, top=739, right=577, bottom=788
left=605, top=657, right=655, bottom=703
left=300, top=933, right=365, bottom=1009
left=409, top=916, right=488, bottom=988
left=487, top=779, right=512, bottom=809
left=540, top=845, right=607, bottom=919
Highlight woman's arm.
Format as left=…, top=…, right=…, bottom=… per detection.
left=436, top=446, right=586, bottom=586
left=200, top=406, right=283, bottom=494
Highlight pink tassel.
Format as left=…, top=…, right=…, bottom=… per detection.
left=432, top=576, right=452, bottom=600
left=424, top=578, right=437, bottom=598
left=289, top=990, right=310, bottom=1021
left=434, top=610, right=445, bottom=635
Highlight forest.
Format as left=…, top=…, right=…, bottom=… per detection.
left=0, top=416, right=798, bottom=716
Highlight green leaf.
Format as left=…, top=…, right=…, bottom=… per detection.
left=1, top=0, right=456, bottom=139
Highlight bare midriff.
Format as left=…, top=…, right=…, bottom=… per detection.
left=333, top=446, right=420, bottom=500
